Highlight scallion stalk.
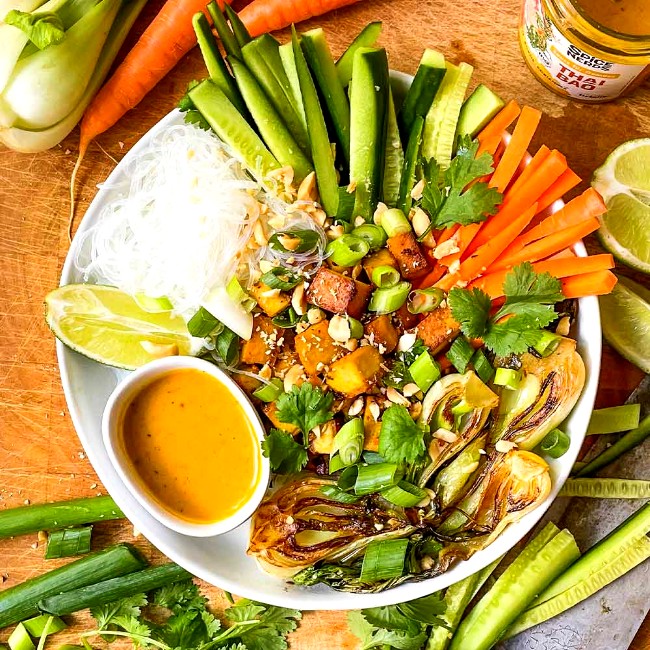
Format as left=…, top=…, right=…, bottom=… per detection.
left=351, top=223, right=387, bottom=251
left=44, top=526, right=92, bottom=559
left=337, top=465, right=359, bottom=491
left=354, top=463, right=403, bottom=495
left=0, top=544, right=145, bottom=628
left=8, top=624, right=33, bottom=650
left=586, top=404, right=641, bottom=435
left=380, top=480, right=427, bottom=507
left=407, top=288, right=444, bottom=314
left=187, top=306, right=223, bottom=338
left=370, top=265, right=401, bottom=288
left=252, top=378, right=283, bottom=402
left=326, top=234, right=370, bottom=267
left=321, top=485, right=361, bottom=503
left=360, top=538, right=409, bottom=582
left=368, top=281, right=411, bottom=314
left=332, top=418, right=364, bottom=466
left=408, top=350, right=440, bottom=393
left=328, top=453, right=346, bottom=474
left=493, top=366, right=522, bottom=389
left=379, top=208, right=411, bottom=237
left=38, top=563, right=191, bottom=616
left=0, top=495, right=124, bottom=540
left=539, top=429, right=570, bottom=458
left=446, top=338, right=474, bottom=374
left=559, top=478, right=650, bottom=499
left=269, top=229, right=320, bottom=254
left=532, top=330, right=562, bottom=357
left=22, top=615, right=66, bottom=638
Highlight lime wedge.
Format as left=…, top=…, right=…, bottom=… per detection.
left=46, top=284, right=197, bottom=370
left=599, top=275, right=650, bottom=373
left=592, top=139, right=650, bottom=274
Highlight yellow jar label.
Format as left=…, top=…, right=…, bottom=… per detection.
left=522, top=0, right=646, bottom=101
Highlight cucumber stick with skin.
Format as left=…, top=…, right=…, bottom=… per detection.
left=398, top=48, right=446, bottom=137
left=223, top=3, right=252, bottom=47
left=350, top=47, right=389, bottom=221
left=292, top=28, right=339, bottom=217
left=0, top=544, right=145, bottom=628
left=189, top=80, right=280, bottom=180
left=382, top=87, right=404, bottom=207
left=230, top=57, right=313, bottom=182
left=336, top=21, right=383, bottom=87
left=449, top=524, right=580, bottom=650
left=301, top=28, right=351, bottom=164
left=207, top=1, right=241, bottom=59
left=398, top=115, right=424, bottom=215
left=422, top=61, right=474, bottom=170
left=456, top=83, right=505, bottom=137
left=279, top=42, right=308, bottom=133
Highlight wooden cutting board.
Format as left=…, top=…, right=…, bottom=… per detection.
left=1, top=0, right=649, bottom=647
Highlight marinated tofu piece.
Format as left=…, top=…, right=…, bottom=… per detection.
left=295, top=320, right=346, bottom=375
left=387, top=231, right=430, bottom=279
left=263, top=402, right=299, bottom=435
left=233, top=365, right=262, bottom=396
left=365, top=314, right=399, bottom=353
left=363, top=248, right=398, bottom=281
left=363, top=397, right=381, bottom=452
left=347, top=280, right=373, bottom=319
left=241, top=314, right=282, bottom=365
left=393, top=303, right=419, bottom=332
left=326, top=346, right=383, bottom=397
left=249, top=281, right=291, bottom=317
left=306, top=267, right=357, bottom=314
left=416, top=307, right=461, bottom=354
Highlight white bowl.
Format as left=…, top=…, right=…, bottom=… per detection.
left=57, top=71, right=601, bottom=609
left=102, top=356, right=270, bottom=538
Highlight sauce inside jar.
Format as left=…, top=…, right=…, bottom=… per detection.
left=575, top=0, right=650, bottom=36
left=120, top=368, right=262, bottom=524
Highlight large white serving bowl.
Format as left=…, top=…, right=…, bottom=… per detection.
left=57, top=72, right=601, bottom=610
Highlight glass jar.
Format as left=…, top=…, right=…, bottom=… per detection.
left=519, top=0, right=650, bottom=102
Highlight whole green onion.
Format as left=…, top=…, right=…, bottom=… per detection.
left=360, top=539, right=409, bottom=582
left=355, top=463, right=403, bottom=495
left=351, top=224, right=387, bottom=251
left=371, top=265, right=401, bottom=288
left=332, top=418, right=365, bottom=466
left=407, top=288, right=444, bottom=314
left=369, top=281, right=411, bottom=314
left=409, top=351, right=440, bottom=393
left=540, top=429, right=571, bottom=458
left=379, top=208, right=412, bottom=238
left=326, top=234, right=370, bottom=266
left=45, top=526, right=92, bottom=560
left=533, top=331, right=562, bottom=357
left=381, top=481, right=428, bottom=507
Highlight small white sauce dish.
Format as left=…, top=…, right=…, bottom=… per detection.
left=102, top=355, right=270, bottom=538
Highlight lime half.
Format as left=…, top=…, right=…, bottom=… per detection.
left=46, top=284, right=197, bottom=370
left=599, top=275, right=650, bottom=373
left=592, top=138, right=650, bottom=274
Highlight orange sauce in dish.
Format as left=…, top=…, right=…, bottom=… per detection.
left=120, top=368, right=261, bottom=524
left=576, top=0, right=650, bottom=36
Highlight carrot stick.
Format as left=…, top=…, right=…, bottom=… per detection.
left=535, top=168, right=582, bottom=215
left=416, top=264, right=446, bottom=289
left=477, top=100, right=521, bottom=143
left=507, top=145, right=550, bottom=198
left=515, top=187, right=607, bottom=248
left=437, top=222, right=482, bottom=267
left=435, top=203, right=537, bottom=291
left=476, top=132, right=503, bottom=158
left=487, top=217, right=601, bottom=272
left=488, top=106, right=542, bottom=193
left=240, top=0, right=363, bottom=37
left=470, top=253, right=615, bottom=298
left=561, top=270, right=618, bottom=298
left=435, top=224, right=460, bottom=247
left=547, top=248, right=576, bottom=260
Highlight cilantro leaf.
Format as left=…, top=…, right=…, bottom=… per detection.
left=225, top=600, right=266, bottom=623
left=437, top=182, right=502, bottom=227
left=379, top=406, right=426, bottom=465
left=397, top=592, right=448, bottom=628
left=498, top=262, right=564, bottom=313
left=383, top=339, right=427, bottom=390
left=361, top=606, right=422, bottom=636
left=90, top=593, right=148, bottom=632
left=275, top=383, right=334, bottom=435
left=448, top=287, right=492, bottom=340
left=347, top=611, right=427, bottom=650
left=153, top=580, right=205, bottom=612
left=483, top=316, right=549, bottom=356
left=4, top=9, right=64, bottom=49
left=262, top=429, right=309, bottom=474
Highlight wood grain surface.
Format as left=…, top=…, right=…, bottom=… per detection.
left=1, top=0, right=649, bottom=648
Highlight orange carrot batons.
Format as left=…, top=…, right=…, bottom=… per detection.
left=561, top=270, right=618, bottom=298
left=477, top=99, right=521, bottom=143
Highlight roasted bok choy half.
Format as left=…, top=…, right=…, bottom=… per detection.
left=0, top=0, right=146, bottom=152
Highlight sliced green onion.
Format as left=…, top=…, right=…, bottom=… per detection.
left=379, top=208, right=411, bottom=238
left=321, top=485, right=361, bottom=503
left=345, top=316, right=365, bottom=339
left=253, top=378, right=283, bottom=402
left=226, top=276, right=254, bottom=311
left=381, top=480, right=428, bottom=507
left=133, top=293, right=173, bottom=313
left=8, top=624, right=34, bottom=650
left=407, top=288, right=444, bottom=314
left=22, top=615, right=66, bottom=638
left=269, top=229, right=320, bottom=253
left=187, top=306, right=223, bottom=338
left=368, top=281, right=411, bottom=314
left=45, top=527, right=92, bottom=559
left=494, top=367, right=522, bottom=390
left=559, top=478, right=650, bottom=499
left=371, top=265, right=401, bottom=288
left=351, top=223, right=387, bottom=251
left=337, top=465, right=359, bottom=491
left=576, top=414, right=650, bottom=477
left=326, top=234, right=370, bottom=267
left=328, top=453, right=346, bottom=474
left=587, top=404, right=641, bottom=435
left=532, top=330, right=562, bottom=357
left=409, top=350, right=441, bottom=393
left=260, top=267, right=301, bottom=290
left=539, top=429, right=570, bottom=458
left=472, top=348, right=494, bottom=384
left=446, top=337, right=474, bottom=373
left=362, top=451, right=386, bottom=465
left=360, top=539, right=409, bottom=582
left=354, top=463, right=403, bottom=495
left=332, top=418, right=364, bottom=466
left=334, top=218, right=354, bottom=233
left=272, top=306, right=300, bottom=328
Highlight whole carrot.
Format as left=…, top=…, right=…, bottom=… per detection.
left=239, top=0, right=363, bottom=37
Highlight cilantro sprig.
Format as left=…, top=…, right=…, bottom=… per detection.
left=383, top=339, right=428, bottom=390
left=420, top=136, right=503, bottom=231
left=262, top=429, right=309, bottom=475
left=275, top=383, right=334, bottom=436
left=448, top=263, right=564, bottom=357
left=378, top=405, right=427, bottom=465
